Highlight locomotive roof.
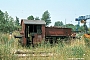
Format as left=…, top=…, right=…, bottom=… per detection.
left=45, top=27, right=72, bottom=29
left=21, top=19, right=46, bottom=25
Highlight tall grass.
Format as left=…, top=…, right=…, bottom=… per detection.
left=0, top=32, right=18, bottom=60
left=0, top=31, right=90, bottom=60
left=19, top=37, right=90, bottom=60
left=13, top=34, right=90, bottom=60
left=84, top=37, right=90, bottom=47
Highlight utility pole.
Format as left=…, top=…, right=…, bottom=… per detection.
left=65, top=19, right=66, bottom=28
left=89, top=21, right=90, bottom=28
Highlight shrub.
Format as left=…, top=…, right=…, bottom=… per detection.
left=0, top=33, right=18, bottom=60
left=0, top=45, right=17, bottom=60
left=84, top=37, right=90, bottom=47
left=71, top=46, right=85, bottom=58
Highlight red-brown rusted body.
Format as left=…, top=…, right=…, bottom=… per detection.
left=20, top=19, right=46, bottom=46
left=32, top=25, right=45, bottom=44
left=45, top=27, right=72, bottom=37
left=17, top=19, right=74, bottom=46
left=20, top=20, right=26, bottom=45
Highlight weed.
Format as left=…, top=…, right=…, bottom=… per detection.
left=71, top=46, right=85, bottom=58
left=84, top=37, right=90, bottom=47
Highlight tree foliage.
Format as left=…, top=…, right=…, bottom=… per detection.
left=15, top=16, right=19, bottom=26
left=41, top=10, right=51, bottom=26
left=0, top=10, right=19, bottom=33
left=54, top=21, right=63, bottom=26
left=65, top=24, right=76, bottom=31
left=14, top=16, right=21, bottom=31
left=35, top=17, right=40, bottom=20
left=0, top=10, right=5, bottom=31
left=65, top=24, right=85, bottom=31
left=27, top=15, right=34, bottom=20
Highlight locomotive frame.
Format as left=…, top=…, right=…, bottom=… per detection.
left=15, top=19, right=73, bottom=46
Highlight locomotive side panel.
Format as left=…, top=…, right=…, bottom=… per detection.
left=45, top=27, right=72, bottom=37
left=20, top=20, right=26, bottom=46
left=63, top=28, right=72, bottom=37
left=42, top=25, right=45, bottom=39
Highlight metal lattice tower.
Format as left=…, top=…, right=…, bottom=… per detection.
left=75, top=15, right=90, bottom=33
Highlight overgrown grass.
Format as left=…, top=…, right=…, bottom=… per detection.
left=0, top=31, right=90, bottom=60
left=0, top=32, right=18, bottom=60
left=84, top=37, right=90, bottom=47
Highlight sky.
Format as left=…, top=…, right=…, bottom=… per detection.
left=0, top=0, right=90, bottom=26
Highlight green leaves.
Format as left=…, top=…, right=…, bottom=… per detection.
left=27, top=15, right=34, bottom=20
left=15, top=16, right=19, bottom=26
left=41, top=10, right=51, bottom=26
left=71, top=46, right=85, bottom=58
left=35, top=17, right=40, bottom=20
left=26, top=10, right=51, bottom=26
left=54, top=21, right=63, bottom=26
left=0, top=10, right=19, bottom=33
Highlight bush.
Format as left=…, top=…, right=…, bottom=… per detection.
left=0, top=45, right=17, bottom=60
left=0, top=33, right=18, bottom=60
left=71, top=46, right=85, bottom=58
left=84, top=37, right=90, bottom=47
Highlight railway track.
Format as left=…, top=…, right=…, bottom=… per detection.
left=15, top=50, right=57, bottom=57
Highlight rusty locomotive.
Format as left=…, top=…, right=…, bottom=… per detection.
left=15, top=19, right=74, bottom=46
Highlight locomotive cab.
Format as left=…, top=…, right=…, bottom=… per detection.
left=20, top=19, right=46, bottom=46
left=25, top=24, right=42, bottom=46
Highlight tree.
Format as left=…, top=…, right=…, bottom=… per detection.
left=79, top=25, right=84, bottom=32
left=54, top=21, right=63, bottom=26
left=0, top=10, right=16, bottom=33
left=8, top=16, right=15, bottom=32
left=4, top=12, right=15, bottom=32
left=14, top=16, right=21, bottom=31
left=15, top=16, right=19, bottom=26
left=41, top=10, right=51, bottom=26
left=0, top=10, right=4, bottom=20
left=65, top=24, right=76, bottom=31
left=35, top=17, right=40, bottom=20
left=0, top=10, right=5, bottom=24
left=27, top=15, right=34, bottom=20
left=0, top=10, right=5, bottom=31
